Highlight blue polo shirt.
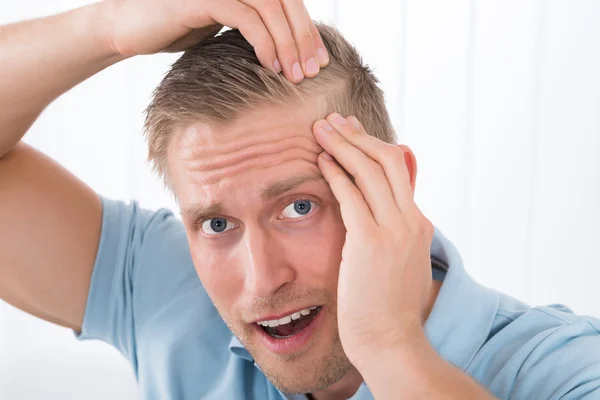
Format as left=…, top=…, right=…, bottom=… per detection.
left=77, top=198, right=600, bottom=399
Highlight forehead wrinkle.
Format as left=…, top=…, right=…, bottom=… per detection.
left=187, top=146, right=322, bottom=186
left=183, top=135, right=322, bottom=172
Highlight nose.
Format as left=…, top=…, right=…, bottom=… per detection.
left=242, top=225, right=296, bottom=299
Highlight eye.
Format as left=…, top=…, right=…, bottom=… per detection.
left=281, top=200, right=315, bottom=219
left=201, top=218, right=237, bottom=235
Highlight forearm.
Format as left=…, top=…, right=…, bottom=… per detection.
left=358, top=333, right=496, bottom=400
left=0, top=2, right=126, bottom=158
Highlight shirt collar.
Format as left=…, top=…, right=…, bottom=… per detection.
left=229, top=227, right=500, bottom=372
left=228, top=335, right=253, bottom=362
left=424, top=227, right=499, bottom=370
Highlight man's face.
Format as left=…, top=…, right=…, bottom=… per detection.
left=168, top=102, right=353, bottom=393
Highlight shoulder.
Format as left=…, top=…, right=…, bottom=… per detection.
left=99, top=197, right=208, bottom=331
left=471, top=294, right=600, bottom=399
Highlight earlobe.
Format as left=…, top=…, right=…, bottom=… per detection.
left=397, top=144, right=417, bottom=193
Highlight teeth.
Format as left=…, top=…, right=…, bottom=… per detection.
left=256, top=307, right=319, bottom=327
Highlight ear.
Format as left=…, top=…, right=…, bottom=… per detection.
left=397, top=144, right=417, bottom=194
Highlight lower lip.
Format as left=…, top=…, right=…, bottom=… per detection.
left=254, top=308, right=324, bottom=355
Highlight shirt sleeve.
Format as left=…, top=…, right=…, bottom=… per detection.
left=510, top=318, right=600, bottom=400
left=75, top=197, right=200, bottom=372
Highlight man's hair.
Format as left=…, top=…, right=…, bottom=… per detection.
left=144, top=23, right=396, bottom=186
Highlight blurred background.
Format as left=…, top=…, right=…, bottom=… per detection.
left=1, top=0, right=600, bottom=398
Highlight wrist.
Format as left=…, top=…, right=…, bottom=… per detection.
left=355, top=332, right=439, bottom=399
left=81, top=2, right=129, bottom=62
left=348, top=317, right=426, bottom=369
left=352, top=326, right=431, bottom=377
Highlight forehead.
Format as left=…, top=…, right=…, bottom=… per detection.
left=168, top=103, right=326, bottom=209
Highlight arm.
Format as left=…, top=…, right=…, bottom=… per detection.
left=0, top=4, right=125, bottom=331
left=359, top=333, right=494, bottom=399
left=0, top=0, right=328, bottom=332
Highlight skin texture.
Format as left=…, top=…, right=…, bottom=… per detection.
left=168, top=102, right=443, bottom=398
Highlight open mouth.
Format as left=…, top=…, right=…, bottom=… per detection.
left=256, top=306, right=322, bottom=339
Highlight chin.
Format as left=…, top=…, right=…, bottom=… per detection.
left=258, top=347, right=353, bottom=395
left=222, top=302, right=353, bottom=394
left=247, top=314, right=353, bottom=394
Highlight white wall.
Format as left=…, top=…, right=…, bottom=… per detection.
left=1, top=0, right=600, bottom=398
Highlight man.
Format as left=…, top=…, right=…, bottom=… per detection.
left=1, top=1, right=599, bottom=399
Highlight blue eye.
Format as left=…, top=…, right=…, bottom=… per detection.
left=281, top=200, right=314, bottom=219
left=202, top=218, right=236, bottom=235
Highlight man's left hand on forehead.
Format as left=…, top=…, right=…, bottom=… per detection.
left=311, top=112, right=435, bottom=366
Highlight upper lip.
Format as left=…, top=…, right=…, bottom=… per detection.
left=251, top=305, right=321, bottom=324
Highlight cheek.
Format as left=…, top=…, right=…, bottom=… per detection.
left=289, top=207, right=346, bottom=285
left=189, top=242, right=245, bottom=313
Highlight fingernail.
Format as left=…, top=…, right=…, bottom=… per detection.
left=273, top=59, right=282, bottom=73
left=331, top=113, right=347, bottom=125
left=292, top=62, right=304, bottom=82
left=319, top=120, right=334, bottom=132
left=305, top=57, right=319, bottom=76
left=317, top=48, right=329, bottom=66
left=321, top=152, right=333, bottom=161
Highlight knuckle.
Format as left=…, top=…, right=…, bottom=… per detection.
left=362, top=234, right=381, bottom=252
left=258, top=0, right=281, bottom=15
left=341, top=186, right=364, bottom=205
left=298, top=30, right=315, bottom=47
left=241, top=7, right=260, bottom=23
left=346, top=185, right=363, bottom=201
left=277, top=40, right=299, bottom=59
left=281, top=0, right=304, bottom=8
left=368, top=162, right=385, bottom=177
left=421, top=217, right=434, bottom=238
left=256, top=34, right=275, bottom=53
left=391, top=224, right=409, bottom=243
left=384, top=145, right=405, bottom=164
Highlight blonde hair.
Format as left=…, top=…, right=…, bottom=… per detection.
left=144, top=23, right=395, bottom=186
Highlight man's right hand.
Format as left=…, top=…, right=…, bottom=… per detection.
left=103, top=0, right=329, bottom=83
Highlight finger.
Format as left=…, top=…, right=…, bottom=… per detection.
left=241, top=0, right=302, bottom=82
left=313, top=118, right=400, bottom=226
left=309, top=22, right=329, bottom=67
left=207, top=0, right=279, bottom=72
left=339, top=115, right=415, bottom=212
left=317, top=152, right=377, bottom=232
left=281, top=0, right=320, bottom=78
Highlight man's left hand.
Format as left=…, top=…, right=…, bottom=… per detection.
left=312, top=113, right=435, bottom=367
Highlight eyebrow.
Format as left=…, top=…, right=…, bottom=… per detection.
left=181, top=174, right=324, bottom=222
left=181, top=203, right=225, bottom=223
left=261, top=174, right=323, bottom=200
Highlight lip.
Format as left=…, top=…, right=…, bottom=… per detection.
left=252, top=305, right=321, bottom=324
left=254, top=306, right=324, bottom=355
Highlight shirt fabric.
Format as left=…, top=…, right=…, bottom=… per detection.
left=76, top=198, right=600, bottom=399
